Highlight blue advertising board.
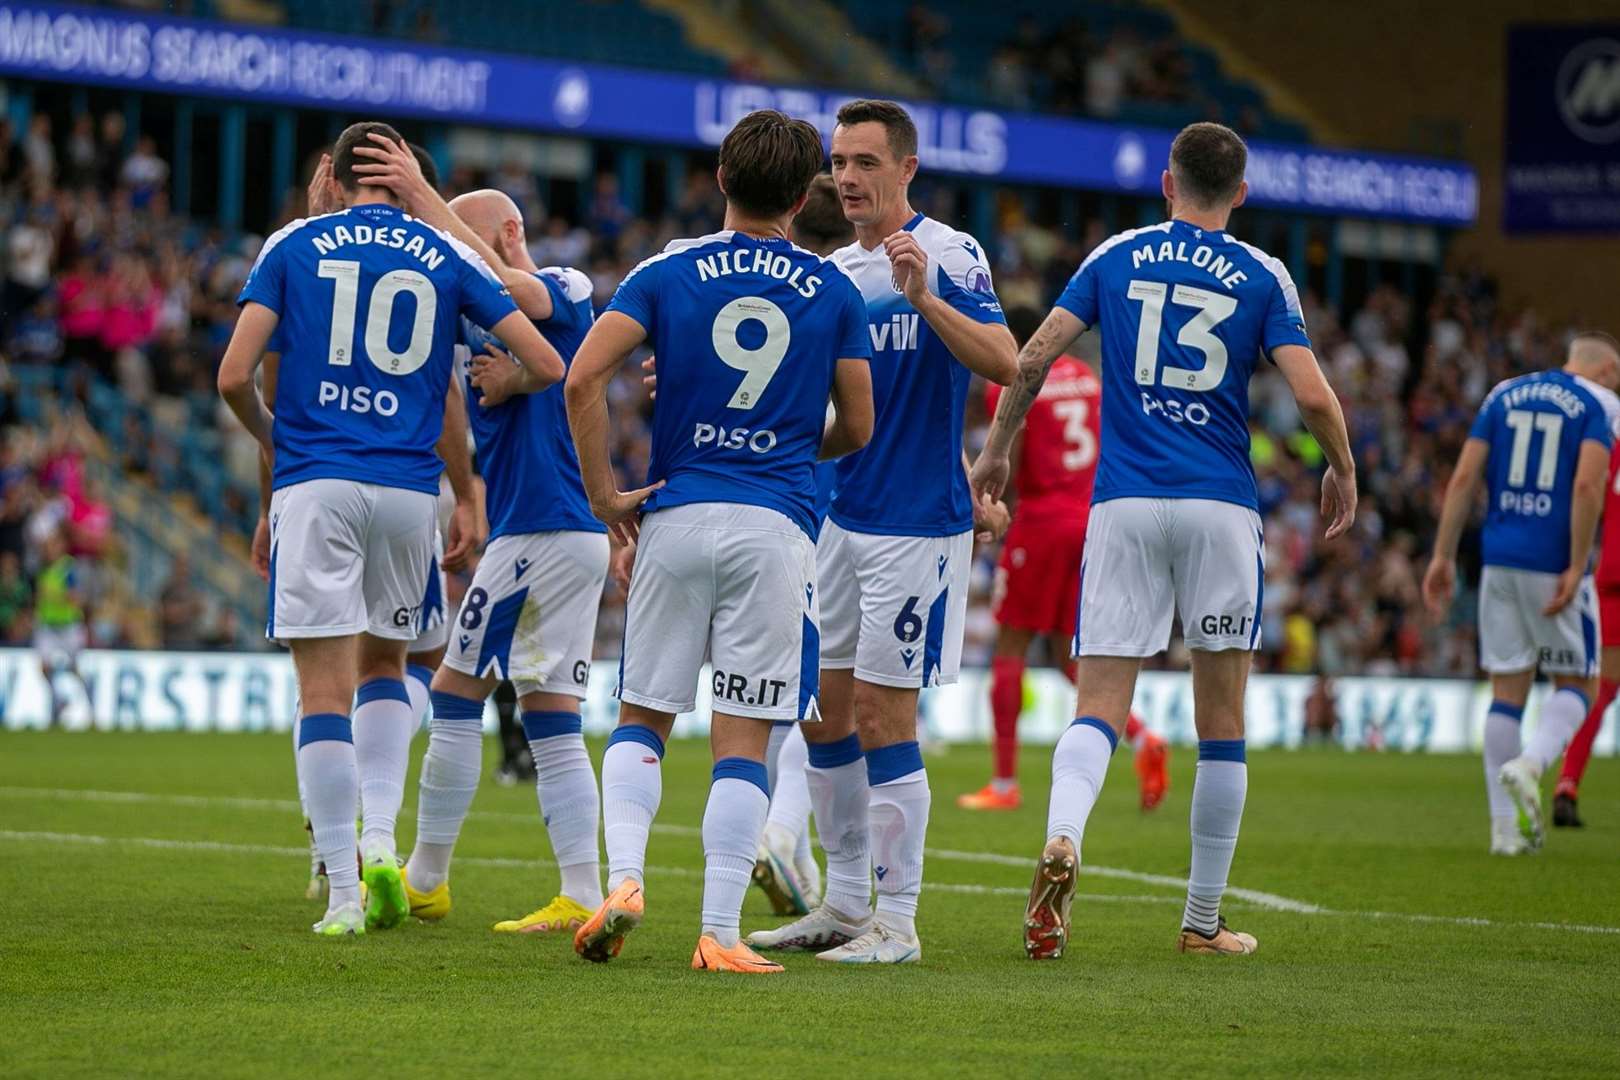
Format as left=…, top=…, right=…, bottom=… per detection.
left=0, top=1, right=1477, bottom=224
left=1505, top=25, right=1620, bottom=233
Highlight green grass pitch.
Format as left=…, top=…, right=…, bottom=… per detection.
left=2, top=731, right=1618, bottom=1078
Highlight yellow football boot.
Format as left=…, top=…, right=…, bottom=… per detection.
left=493, top=895, right=593, bottom=934
left=402, top=867, right=451, bottom=921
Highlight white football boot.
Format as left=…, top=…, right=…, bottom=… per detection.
left=1489, top=817, right=1531, bottom=856
left=1497, top=756, right=1545, bottom=852
left=312, top=901, right=366, bottom=937
left=746, top=904, right=870, bottom=952
left=815, top=922, right=921, bottom=964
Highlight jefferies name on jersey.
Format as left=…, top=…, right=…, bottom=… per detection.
left=1057, top=220, right=1310, bottom=512
left=829, top=213, right=1007, bottom=538
left=605, top=230, right=871, bottom=540
left=238, top=203, right=517, bottom=496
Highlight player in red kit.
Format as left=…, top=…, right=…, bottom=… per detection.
left=958, top=310, right=1168, bottom=812
left=1554, top=439, right=1620, bottom=827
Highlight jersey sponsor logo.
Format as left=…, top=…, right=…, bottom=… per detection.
left=965, top=266, right=992, bottom=294
left=1199, top=613, right=1253, bottom=638
left=692, top=423, right=779, bottom=454
left=392, top=603, right=422, bottom=628
left=711, top=669, right=788, bottom=709
left=1139, top=393, right=1212, bottom=426
left=869, top=312, right=919, bottom=352
left=1558, top=38, right=1620, bottom=144
left=317, top=381, right=400, bottom=416
left=1498, top=490, right=1556, bottom=516
left=572, top=659, right=590, bottom=685
left=1541, top=645, right=1583, bottom=669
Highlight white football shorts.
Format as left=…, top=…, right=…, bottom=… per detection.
left=1478, top=565, right=1598, bottom=677
left=618, top=503, right=819, bottom=721
left=409, top=524, right=448, bottom=654
left=442, top=530, right=610, bottom=698
left=1075, top=497, right=1264, bottom=657
left=267, top=478, right=437, bottom=641
left=818, top=520, right=972, bottom=689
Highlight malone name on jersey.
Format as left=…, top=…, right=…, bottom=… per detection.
left=1130, top=237, right=1249, bottom=291
left=695, top=245, right=824, bottom=298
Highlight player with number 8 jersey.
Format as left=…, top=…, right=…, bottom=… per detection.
left=219, top=121, right=565, bottom=938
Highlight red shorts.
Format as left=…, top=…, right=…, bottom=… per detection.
left=993, top=514, right=1087, bottom=638
left=1602, top=586, right=1620, bottom=648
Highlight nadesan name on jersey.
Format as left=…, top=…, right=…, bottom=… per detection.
left=1057, top=219, right=1311, bottom=512
left=457, top=266, right=605, bottom=540
left=830, top=213, right=1006, bottom=537
left=605, top=230, right=871, bottom=540
left=238, top=203, right=516, bottom=496
left=1471, top=369, right=1620, bottom=574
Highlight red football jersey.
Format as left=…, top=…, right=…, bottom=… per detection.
left=985, top=355, right=1101, bottom=521
left=1597, top=444, right=1620, bottom=589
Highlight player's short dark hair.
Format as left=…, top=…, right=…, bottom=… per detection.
left=408, top=142, right=439, bottom=191
left=718, top=109, right=825, bottom=219
left=791, top=174, right=852, bottom=254
left=834, top=98, right=918, bottom=160
left=333, top=120, right=406, bottom=191
left=1169, top=122, right=1248, bottom=208
left=1572, top=330, right=1620, bottom=356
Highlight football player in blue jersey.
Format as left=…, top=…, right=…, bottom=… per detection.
left=218, top=120, right=566, bottom=937
left=565, top=109, right=875, bottom=973
left=351, top=135, right=618, bottom=932
left=1424, top=333, right=1620, bottom=854
left=748, top=99, right=1016, bottom=965
left=973, top=122, right=1356, bottom=959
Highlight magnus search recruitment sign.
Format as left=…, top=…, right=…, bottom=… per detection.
left=1505, top=25, right=1620, bottom=232
left=0, top=2, right=1477, bottom=224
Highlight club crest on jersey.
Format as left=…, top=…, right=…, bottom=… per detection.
left=869, top=313, right=919, bottom=352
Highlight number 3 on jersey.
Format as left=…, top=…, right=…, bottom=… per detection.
left=712, top=296, right=788, bottom=409
left=318, top=258, right=437, bottom=375
left=1126, top=280, right=1237, bottom=391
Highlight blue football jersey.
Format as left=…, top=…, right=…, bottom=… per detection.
left=458, top=266, right=605, bottom=539
left=829, top=214, right=1007, bottom=537
left=1056, top=220, right=1311, bottom=510
left=1471, top=369, right=1619, bottom=574
left=606, top=230, right=871, bottom=539
left=238, top=204, right=516, bottom=496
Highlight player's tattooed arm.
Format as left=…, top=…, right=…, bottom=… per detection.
left=351, top=135, right=554, bottom=319
left=970, top=306, right=1083, bottom=502
left=1421, top=437, right=1488, bottom=620
left=566, top=312, right=665, bottom=543
left=438, top=378, right=485, bottom=573
left=217, top=302, right=280, bottom=457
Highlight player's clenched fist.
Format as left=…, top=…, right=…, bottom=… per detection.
left=883, top=232, right=929, bottom=306
left=969, top=450, right=1011, bottom=504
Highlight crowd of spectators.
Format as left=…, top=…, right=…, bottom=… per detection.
left=0, top=105, right=1579, bottom=680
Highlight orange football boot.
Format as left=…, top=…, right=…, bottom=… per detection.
left=573, top=878, right=644, bottom=963
left=1177, top=916, right=1258, bottom=955
left=691, top=933, right=785, bottom=973
left=1135, top=733, right=1169, bottom=811
left=956, top=782, right=1022, bottom=811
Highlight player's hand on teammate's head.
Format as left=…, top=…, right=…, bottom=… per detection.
left=883, top=232, right=928, bottom=304
left=641, top=355, right=657, bottom=401
left=249, top=515, right=271, bottom=582
left=1543, top=566, right=1581, bottom=617
left=307, top=152, right=342, bottom=216
left=1320, top=465, right=1357, bottom=540
left=470, top=345, right=521, bottom=407
left=972, top=491, right=1010, bottom=543
left=442, top=498, right=486, bottom=574
left=352, top=133, right=431, bottom=209
left=1421, top=556, right=1455, bottom=621
left=968, top=450, right=1011, bottom=504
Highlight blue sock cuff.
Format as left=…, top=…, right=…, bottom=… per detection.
left=405, top=664, right=435, bottom=690
left=865, top=740, right=924, bottom=786
left=807, top=732, right=863, bottom=769
left=429, top=690, right=485, bottom=722
left=1198, top=738, right=1246, bottom=763
left=1555, top=686, right=1591, bottom=714
left=1073, top=716, right=1119, bottom=754
left=607, top=723, right=665, bottom=759
left=1488, top=699, right=1524, bottom=722
left=713, top=756, right=770, bottom=798
left=356, top=677, right=409, bottom=708
left=298, top=712, right=352, bottom=747
left=522, top=710, right=582, bottom=741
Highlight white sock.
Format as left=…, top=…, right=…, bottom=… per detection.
left=405, top=691, right=486, bottom=891
left=524, top=710, right=603, bottom=908
left=1524, top=688, right=1587, bottom=773
left=867, top=741, right=929, bottom=940
left=805, top=733, right=871, bottom=919
left=1183, top=740, right=1247, bottom=936
left=353, top=678, right=415, bottom=859
left=1483, top=700, right=1523, bottom=826
left=1045, top=717, right=1117, bottom=858
left=701, top=760, right=770, bottom=947
left=299, top=713, right=361, bottom=910
left=602, top=725, right=664, bottom=891
left=292, top=710, right=309, bottom=817
left=765, top=722, right=792, bottom=793
left=405, top=663, right=435, bottom=732
left=765, top=723, right=813, bottom=846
